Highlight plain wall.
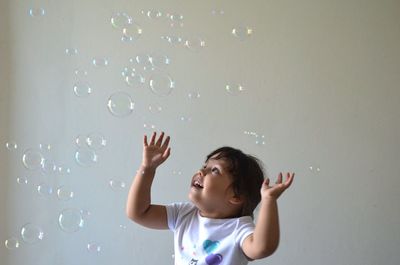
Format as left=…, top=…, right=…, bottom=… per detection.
left=1, top=0, right=400, bottom=264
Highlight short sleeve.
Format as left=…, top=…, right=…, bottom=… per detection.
left=235, top=216, right=255, bottom=247
left=165, top=202, right=195, bottom=232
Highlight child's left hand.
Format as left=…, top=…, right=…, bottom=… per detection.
left=261, top=172, right=295, bottom=200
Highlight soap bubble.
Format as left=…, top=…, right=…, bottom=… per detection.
left=37, top=183, right=53, bottom=197
left=56, top=186, right=74, bottom=201
left=73, top=82, right=92, bottom=97
left=74, top=69, right=88, bottom=78
left=87, top=242, right=101, bottom=253
left=111, top=12, right=132, bottom=28
left=4, top=237, right=20, bottom=250
left=109, top=179, right=126, bottom=191
left=41, top=159, right=57, bottom=174
left=57, top=165, right=71, bottom=174
left=65, top=48, right=78, bottom=56
left=17, top=176, right=28, bottom=185
left=5, top=141, right=18, bottom=150
left=225, top=84, right=244, bottom=94
left=75, top=148, right=98, bottom=167
left=121, top=22, right=143, bottom=42
left=107, top=91, right=135, bottom=117
left=167, top=13, right=184, bottom=27
left=149, top=54, right=170, bottom=68
left=141, top=9, right=163, bottom=19
left=58, top=208, right=84, bottom=233
left=149, top=71, right=175, bottom=96
left=92, top=58, right=108, bottom=67
left=232, top=25, right=253, bottom=40
left=28, top=8, right=45, bottom=17
left=21, top=223, right=44, bottom=244
left=184, top=37, right=206, bottom=52
left=124, top=69, right=145, bottom=87
left=22, top=149, right=44, bottom=170
left=148, top=104, right=163, bottom=113
left=188, top=91, right=201, bottom=100
left=211, top=9, right=225, bottom=16
left=86, top=133, right=106, bottom=150
left=161, top=35, right=182, bottom=46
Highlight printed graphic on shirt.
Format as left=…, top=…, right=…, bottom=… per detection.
left=188, top=258, right=198, bottom=265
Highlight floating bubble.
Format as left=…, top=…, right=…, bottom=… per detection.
left=232, top=25, right=253, bottom=40
left=188, top=91, right=201, bottom=100
left=73, top=81, right=92, bottom=97
left=22, top=149, right=44, bottom=170
left=37, top=183, right=53, bottom=197
left=143, top=123, right=156, bottom=130
left=17, top=176, right=28, bottom=185
left=124, top=69, right=145, bottom=87
left=148, top=104, right=163, bottom=113
left=107, top=92, right=135, bottom=117
left=149, top=54, right=170, bottom=68
left=211, top=9, right=225, bottom=16
left=28, top=8, right=45, bottom=17
left=141, top=9, right=163, bottom=19
left=167, top=13, right=184, bottom=27
left=134, top=54, right=153, bottom=69
left=87, top=243, right=101, bottom=253
left=38, top=143, right=52, bottom=151
left=75, top=148, right=98, bottom=167
left=41, top=159, right=57, bottom=174
left=65, top=48, right=78, bottom=56
left=92, top=58, right=108, bottom=67
left=74, top=69, right=88, bottom=78
left=21, top=223, right=44, bottom=244
left=184, top=37, right=206, bottom=52
left=57, top=165, right=71, bottom=174
left=109, top=179, right=126, bottom=191
left=58, top=208, right=84, bottom=233
left=56, top=186, right=74, bottom=201
left=111, top=12, right=132, bottom=28
left=225, top=84, right=244, bottom=94
left=4, top=237, right=20, bottom=250
left=5, top=141, right=18, bottom=150
left=121, top=22, right=143, bottom=42
left=86, top=133, right=106, bottom=150
left=309, top=166, right=321, bottom=173
left=180, top=116, right=192, bottom=122
left=75, top=134, right=87, bottom=147
left=149, top=71, right=175, bottom=96
left=161, top=35, right=182, bottom=46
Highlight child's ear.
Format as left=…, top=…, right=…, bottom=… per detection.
left=229, top=195, right=243, bottom=205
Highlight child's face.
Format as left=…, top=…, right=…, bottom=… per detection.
left=188, top=153, right=240, bottom=217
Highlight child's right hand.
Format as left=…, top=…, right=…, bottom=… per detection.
left=142, top=131, right=171, bottom=169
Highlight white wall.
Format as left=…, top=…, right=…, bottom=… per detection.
left=1, top=0, right=400, bottom=264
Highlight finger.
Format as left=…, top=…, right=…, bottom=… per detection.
left=263, top=178, right=270, bottom=187
left=156, top=131, right=164, bottom=146
left=143, top=134, right=148, bottom=147
left=276, top=172, right=283, bottom=184
left=161, top=135, right=170, bottom=150
left=285, top=172, right=295, bottom=187
left=162, top=147, right=171, bottom=160
left=149, top=131, right=156, bottom=145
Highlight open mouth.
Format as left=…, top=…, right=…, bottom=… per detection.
left=192, top=179, right=204, bottom=189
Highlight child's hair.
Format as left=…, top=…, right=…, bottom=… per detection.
left=205, top=146, right=265, bottom=218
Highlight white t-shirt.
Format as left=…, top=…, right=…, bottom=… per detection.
left=166, top=202, right=255, bottom=265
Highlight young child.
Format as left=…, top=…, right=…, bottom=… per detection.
left=126, top=131, right=295, bottom=265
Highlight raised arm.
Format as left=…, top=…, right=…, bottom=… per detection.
left=126, top=131, right=171, bottom=229
left=242, top=172, right=295, bottom=259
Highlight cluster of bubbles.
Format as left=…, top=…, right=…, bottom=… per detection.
left=244, top=131, right=266, bottom=146
left=111, top=12, right=143, bottom=42
left=140, top=9, right=184, bottom=28
left=74, top=133, right=106, bottom=167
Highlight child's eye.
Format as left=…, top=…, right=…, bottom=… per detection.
left=212, top=167, right=219, bottom=174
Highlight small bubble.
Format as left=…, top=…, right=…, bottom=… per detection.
left=5, top=141, right=18, bottom=150
left=232, top=25, right=253, bottom=41
left=87, top=243, right=101, bottom=253
left=21, top=223, right=44, bottom=244
left=28, top=8, right=45, bottom=17
left=4, top=237, right=20, bottom=250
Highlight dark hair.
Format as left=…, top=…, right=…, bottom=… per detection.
left=205, top=146, right=265, bottom=218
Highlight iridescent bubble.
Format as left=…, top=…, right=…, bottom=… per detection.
left=225, top=84, right=244, bottom=94
left=124, top=69, right=145, bottom=87
left=309, top=166, right=321, bottom=173
left=75, top=148, right=98, bottom=167
left=143, top=123, right=156, bottom=130
left=188, top=91, right=201, bottom=100
left=38, top=143, right=52, bottom=151
left=167, top=13, right=184, bottom=27
left=5, top=141, right=18, bottom=150
left=148, top=104, right=163, bottom=113
left=56, top=186, right=74, bottom=201
left=121, top=22, right=143, bottom=42
left=73, top=81, right=92, bottom=97
left=74, top=69, right=88, bottom=78
left=41, top=159, right=57, bottom=174
left=37, top=183, right=53, bottom=197
left=65, top=48, right=78, bottom=56
left=86, top=133, right=106, bottom=150
left=141, top=9, right=163, bottom=19
left=109, top=179, right=126, bottom=191
left=107, top=92, right=135, bottom=117
left=149, top=71, right=175, bottom=96
left=232, top=25, right=253, bottom=40
left=134, top=54, right=153, bottom=69
left=21, top=223, right=44, bottom=244
left=57, top=165, right=71, bottom=174
left=180, top=116, right=192, bottom=122
left=22, top=149, right=44, bottom=170
left=92, top=58, right=108, bottom=67
left=111, top=12, right=132, bottom=28
left=149, top=54, right=170, bottom=68
left=87, top=243, right=101, bottom=253
left=4, top=237, right=20, bottom=250
left=28, top=8, right=45, bottom=17
left=161, top=35, right=183, bottom=46
left=184, top=37, right=206, bottom=52
left=58, top=208, right=84, bottom=233
left=75, top=134, right=87, bottom=147
left=17, top=176, right=28, bottom=185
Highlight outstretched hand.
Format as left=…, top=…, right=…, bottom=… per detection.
left=261, top=172, right=295, bottom=200
left=142, top=131, right=171, bottom=169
